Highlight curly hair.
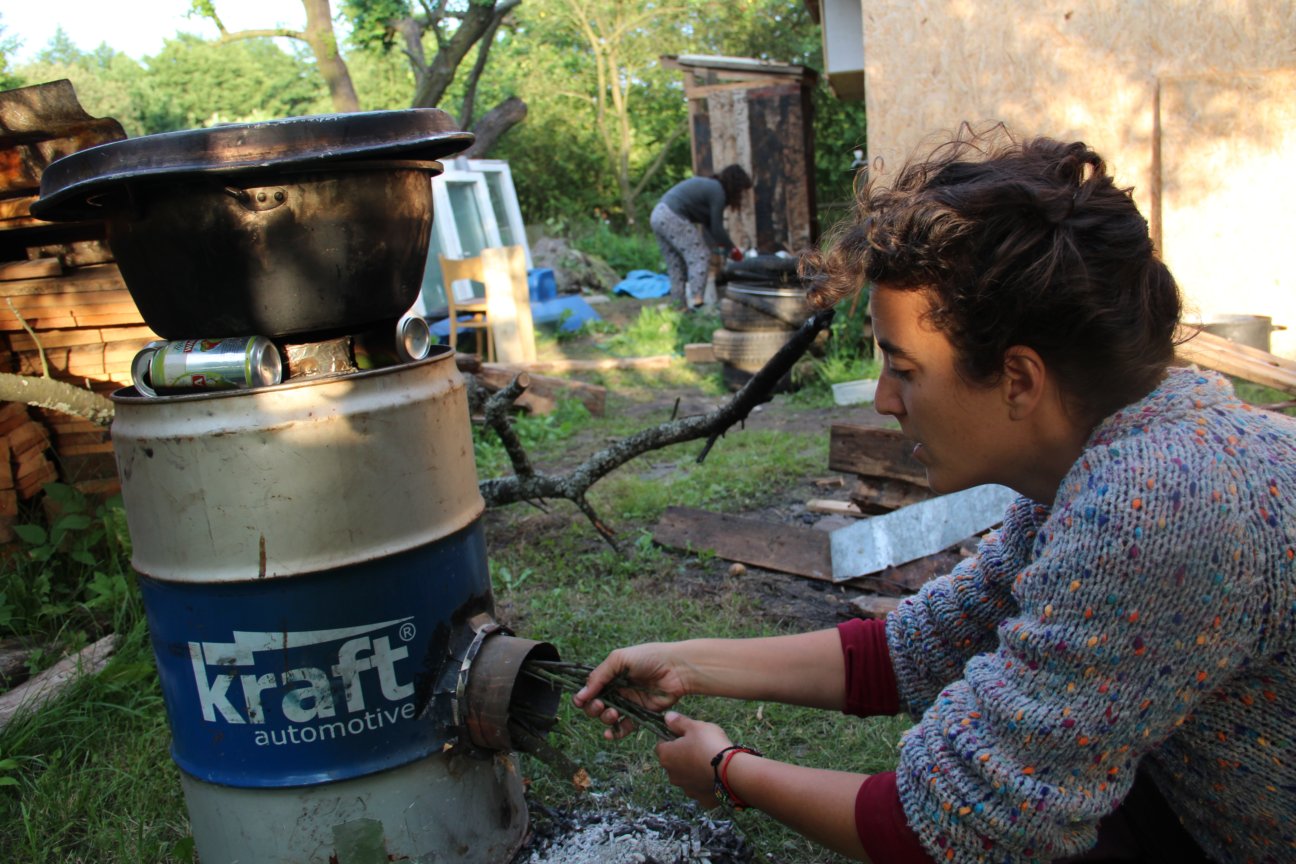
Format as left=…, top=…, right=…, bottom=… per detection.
left=803, top=127, right=1182, bottom=425
left=717, top=164, right=753, bottom=210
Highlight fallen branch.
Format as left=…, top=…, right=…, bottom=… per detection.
left=0, top=634, right=118, bottom=732
left=0, top=373, right=116, bottom=427
left=477, top=310, right=835, bottom=542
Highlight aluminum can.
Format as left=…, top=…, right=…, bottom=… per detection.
left=149, top=336, right=282, bottom=391
left=129, top=340, right=169, bottom=397
left=353, top=316, right=432, bottom=369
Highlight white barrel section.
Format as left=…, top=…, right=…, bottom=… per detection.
left=112, top=348, right=483, bottom=582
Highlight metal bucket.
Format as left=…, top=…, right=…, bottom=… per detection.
left=111, top=346, right=527, bottom=864
left=1200, top=314, right=1283, bottom=353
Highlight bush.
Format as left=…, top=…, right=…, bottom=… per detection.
left=569, top=221, right=664, bottom=275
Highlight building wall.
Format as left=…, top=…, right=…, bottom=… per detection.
left=858, top=1, right=1296, bottom=357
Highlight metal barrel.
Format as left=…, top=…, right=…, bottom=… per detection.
left=110, top=346, right=526, bottom=864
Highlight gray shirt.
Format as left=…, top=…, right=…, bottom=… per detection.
left=658, top=177, right=736, bottom=249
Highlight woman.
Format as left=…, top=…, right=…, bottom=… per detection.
left=650, top=164, right=752, bottom=309
left=575, top=131, right=1296, bottom=863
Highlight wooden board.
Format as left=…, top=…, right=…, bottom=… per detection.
left=849, top=476, right=937, bottom=514
left=828, top=424, right=927, bottom=486
left=653, top=505, right=833, bottom=581
left=1175, top=327, right=1296, bottom=395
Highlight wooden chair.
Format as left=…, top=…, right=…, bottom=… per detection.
left=439, top=254, right=494, bottom=361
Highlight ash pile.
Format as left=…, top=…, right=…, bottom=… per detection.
left=513, top=803, right=753, bottom=864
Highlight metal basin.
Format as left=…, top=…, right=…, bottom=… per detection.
left=32, top=109, right=474, bottom=340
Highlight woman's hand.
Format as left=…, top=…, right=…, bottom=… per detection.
left=656, top=712, right=734, bottom=809
left=573, top=643, right=691, bottom=740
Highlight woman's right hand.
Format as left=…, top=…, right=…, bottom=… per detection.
left=572, top=643, right=691, bottom=740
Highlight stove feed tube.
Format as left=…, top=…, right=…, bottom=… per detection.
left=111, top=349, right=527, bottom=864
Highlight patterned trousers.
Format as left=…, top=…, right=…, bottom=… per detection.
left=650, top=202, right=709, bottom=307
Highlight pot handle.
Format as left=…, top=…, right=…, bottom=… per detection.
left=223, top=184, right=288, bottom=212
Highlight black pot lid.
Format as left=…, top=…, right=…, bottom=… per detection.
left=33, top=108, right=474, bottom=221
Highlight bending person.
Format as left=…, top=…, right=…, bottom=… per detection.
left=576, top=130, right=1295, bottom=863
left=650, top=164, right=752, bottom=309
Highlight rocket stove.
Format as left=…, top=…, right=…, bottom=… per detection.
left=32, top=109, right=559, bottom=864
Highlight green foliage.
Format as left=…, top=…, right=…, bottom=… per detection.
left=473, top=397, right=593, bottom=477
left=569, top=222, right=664, bottom=274
left=0, top=484, right=133, bottom=645
left=600, top=304, right=720, bottom=358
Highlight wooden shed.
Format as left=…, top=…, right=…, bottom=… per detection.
left=662, top=55, right=819, bottom=254
left=0, top=80, right=155, bottom=540
left=810, top=0, right=1296, bottom=359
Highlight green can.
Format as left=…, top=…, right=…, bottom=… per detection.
left=149, top=336, right=283, bottom=392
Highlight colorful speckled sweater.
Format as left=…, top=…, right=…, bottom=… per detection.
left=885, top=368, right=1296, bottom=864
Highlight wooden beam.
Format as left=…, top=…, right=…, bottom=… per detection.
left=0, top=258, right=62, bottom=281
left=516, top=355, right=676, bottom=373
left=476, top=363, right=607, bottom=416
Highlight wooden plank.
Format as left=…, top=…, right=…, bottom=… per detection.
left=0, top=258, right=63, bottom=281
left=1175, top=327, right=1296, bottom=395
left=806, top=498, right=865, bottom=517
left=2, top=287, right=137, bottom=311
left=0, top=402, right=30, bottom=436
left=0, top=634, right=119, bottom=732
left=684, top=343, right=717, bottom=363
left=828, top=424, right=928, bottom=486
left=653, top=505, right=833, bottom=581
left=0, top=310, right=146, bottom=330
left=0, top=263, right=126, bottom=298
left=6, top=325, right=156, bottom=352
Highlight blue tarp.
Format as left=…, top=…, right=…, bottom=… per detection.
left=612, top=269, right=671, bottom=299
left=429, top=295, right=601, bottom=339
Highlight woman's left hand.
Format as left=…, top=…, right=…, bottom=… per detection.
left=655, top=711, right=735, bottom=809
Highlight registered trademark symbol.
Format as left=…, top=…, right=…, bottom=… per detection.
left=399, top=623, right=416, bottom=642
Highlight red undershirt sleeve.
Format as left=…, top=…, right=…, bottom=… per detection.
left=837, top=617, right=901, bottom=717
left=839, top=619, right=933, bottom=862
left=856, top=771, right=938, bottom=864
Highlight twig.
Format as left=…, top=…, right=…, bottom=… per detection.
left=478, top=310, right=836, bottom=538
left=6, top=299, right=50, bottom=378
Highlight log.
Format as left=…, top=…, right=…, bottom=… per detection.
left=806, top=498, right=865, bottom=517
left=0, top=634, right=119, bottom=731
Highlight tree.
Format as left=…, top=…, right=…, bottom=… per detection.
left=194, top=0, right=362, bottom=112
left=342, top=0, right=525, bottom=155
left=550, top=0, right=691, bottom=227
left=0, top=15, right=23, bottom=90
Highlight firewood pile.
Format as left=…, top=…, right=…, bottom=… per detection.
left=0, top=79, right=144, bottom=543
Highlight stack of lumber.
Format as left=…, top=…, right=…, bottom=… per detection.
left=0, top=401, right=57, bottom=540
left=0, top=80, right=140, bottom=505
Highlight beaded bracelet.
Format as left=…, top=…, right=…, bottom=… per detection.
left=710, top=744, right=763, bottom=811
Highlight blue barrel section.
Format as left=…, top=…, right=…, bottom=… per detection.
left=139, top=521, right=490, bottom=788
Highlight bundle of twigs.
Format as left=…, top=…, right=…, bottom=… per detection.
left=521, top=659, right=677, bottom=741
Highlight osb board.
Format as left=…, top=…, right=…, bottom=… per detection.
left=859, top=0, right=1296, bottom=357
left=1159, top=68, right=1296, bottom=360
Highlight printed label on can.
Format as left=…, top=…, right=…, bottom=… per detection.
left=138, top=521, right=492, bottom=787
left=149, top=337, right=282, bottom=391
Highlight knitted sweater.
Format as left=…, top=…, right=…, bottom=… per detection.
left=885, top=368, right=1296, bottom=864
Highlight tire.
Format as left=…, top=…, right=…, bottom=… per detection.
left=720, top=298, right=788, bottom=332
left=711, top=327, right=796, bottom=372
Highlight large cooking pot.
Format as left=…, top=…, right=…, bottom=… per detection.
left=32, top=110, right=474, bottom=340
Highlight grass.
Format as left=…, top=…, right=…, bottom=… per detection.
left=0, top=305, right=896, bottom=864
